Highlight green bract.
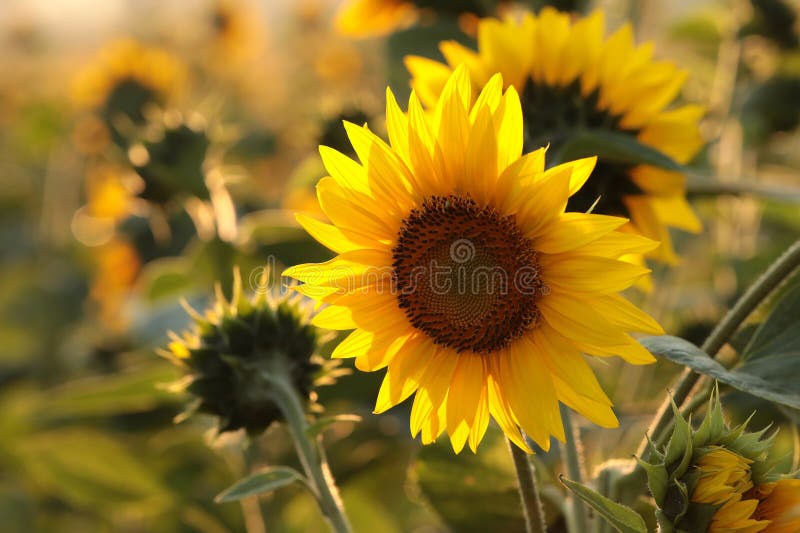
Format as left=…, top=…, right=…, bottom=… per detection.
left=163, top=270, right=341, bottom=435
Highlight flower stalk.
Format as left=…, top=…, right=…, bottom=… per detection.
left=560, top=406, right=589, bottom=533
left=258, top=362, right=352, bottom=533
left=507, top=438, right=548, bottom=533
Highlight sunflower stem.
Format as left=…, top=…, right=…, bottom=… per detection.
left=637, top=238, right=800, bottom=461
left=507, top=437, right=548, bottom=533
left=240, top=444, right=268, bottom=533
left=560, top=406, right=590, bottom=533
left=261, top=370, right=352, bottom=533
left=680, top=383, right=715, bottom=420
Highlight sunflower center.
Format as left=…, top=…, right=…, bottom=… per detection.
left=521, top=79, right=644, bottom=217
left=213, top=9, right=231, bottom=34
left=104, top=78, right=159, bottom=125
left=392, top=195, right=546, bottom=354
left=409, top=0, right=489, bottom=16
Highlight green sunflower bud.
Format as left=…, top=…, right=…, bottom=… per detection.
left=162, top=269, right=342, bottom=436
left=639, top=388, right=788, bottom=533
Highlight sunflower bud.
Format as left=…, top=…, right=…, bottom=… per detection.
left=163, top=270, right=341, bottom=436
left=639, top=390, right=799, bottom=533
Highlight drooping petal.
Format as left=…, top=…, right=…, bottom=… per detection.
left=445, top=354, right=486, bottom=453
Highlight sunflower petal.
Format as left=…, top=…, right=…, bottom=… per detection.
left=374, top=334, right=431, bottom=413
left=446, top=354, right=486, bottom=453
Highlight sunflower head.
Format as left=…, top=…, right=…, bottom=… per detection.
left=207, top=0, right=259, bottom=64
left=406, top=9, right=704, bottom=265
left=85, top=164, right=134, bottom=222
left=89, top=238, right=141, bottom=331
left=128, top=112, right=212, bottom=205
left=639, top=391, right=790, bottom=532
left=751, top=478, right=800, bottom=533
left=284, top=65, right=664, bottom=454
left=72, top=39, right=187, bottom=133
left=334, top=0, right=491, bottom=38
left=164, top=270, right=341, bottom=435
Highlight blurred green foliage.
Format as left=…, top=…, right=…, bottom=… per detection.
left=0, top=0, right=799, bottom=532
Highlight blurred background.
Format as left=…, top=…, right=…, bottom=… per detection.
left=1, top=0, right=798, bottom=531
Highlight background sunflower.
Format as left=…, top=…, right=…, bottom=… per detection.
left=406, top=9, right=705, bottom=265
left=71, top=39, right=187, bottom=143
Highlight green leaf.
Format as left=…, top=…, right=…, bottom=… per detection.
left=740, top=276, right=800, bottom=362
left=15, top=428, right=170, bottom=510
left=559, top=476, right=647, bottom=533
left=305, top=414, right=362, bottom=438
left=138, top=256, right=194, bottom=302
left=551, top=129, right=684, bottom=171
left=215, top=467, right=306, bottom=503
left=724, top=273, right=800, bottom=422
left=43, top=363, right=179, bottom=418
left=640, top=335, right=800, bottom=410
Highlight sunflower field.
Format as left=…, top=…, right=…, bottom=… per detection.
left=2, top=0, right=800, bottom=531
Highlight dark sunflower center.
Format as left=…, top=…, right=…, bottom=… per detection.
left=392, top=195, right=545, bottom=354
left=521, top=79, right=644, bottom=217
left=104, top=78, right=159, bottom=125
left=409, top=0, right=489, bottom=16
left=213, top=9, right=231, bottom=34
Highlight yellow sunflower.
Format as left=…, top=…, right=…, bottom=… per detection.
left=284, top=66, right=662, bottom=453
left=334, top=0, right=419, bottom=37
left=90, top=238, right=141, bottom=331
left=406, top=9, right=704, bottom=264
left=72, top=39, right=186, bottom=126
left=753, top=479, right=800, bottom=533
left=334, top=0, right=489, bottom=38
left=207, top=0, right=260, bottom=65
left=690, top=454, right=800, bottom=533
left=85, top=164, right=135, bottom=222
left=691, top=448, right=767, bottom=533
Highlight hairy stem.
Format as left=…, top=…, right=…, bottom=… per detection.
left=560, top=406, right=589, bottom=533
left=266, top=372, right=352, bottom=533
left=508, top=438, right=548, bottom=533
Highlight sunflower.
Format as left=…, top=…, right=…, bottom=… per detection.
left=641, top=389, right=799, bottom=533
left=90, top=238, right=141, bottom=331
left=72, top=39, right=186, bottom=128
left=85, top=164, right=135, bottom=222
left=691, top=448, right=766, bottom=533
left=690, top=454, right=800, bottom=533
left=334, top=0, right=490, bottom=38
left=335, top=0, right=418, bottom=38
left=752, top=479, right=800, bottom=533
left=406, top=9, right=704, bottom=264
left=284, top=66, right=662, bottom=453
left=207, top=0, right=259, bottom=65
left=164, top=270, right=343, bottom=435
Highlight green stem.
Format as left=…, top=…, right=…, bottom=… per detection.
left=637, top=239, right=800, bottom=460
left=241, top=444, right=268, bottom=533
left=507, top=437, right=547, bottom=533
left=560, top=406, right=589, bottom=533
left=266, top=373, right=352, bottom=533
left=680, top=383, right=714, bottom=420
